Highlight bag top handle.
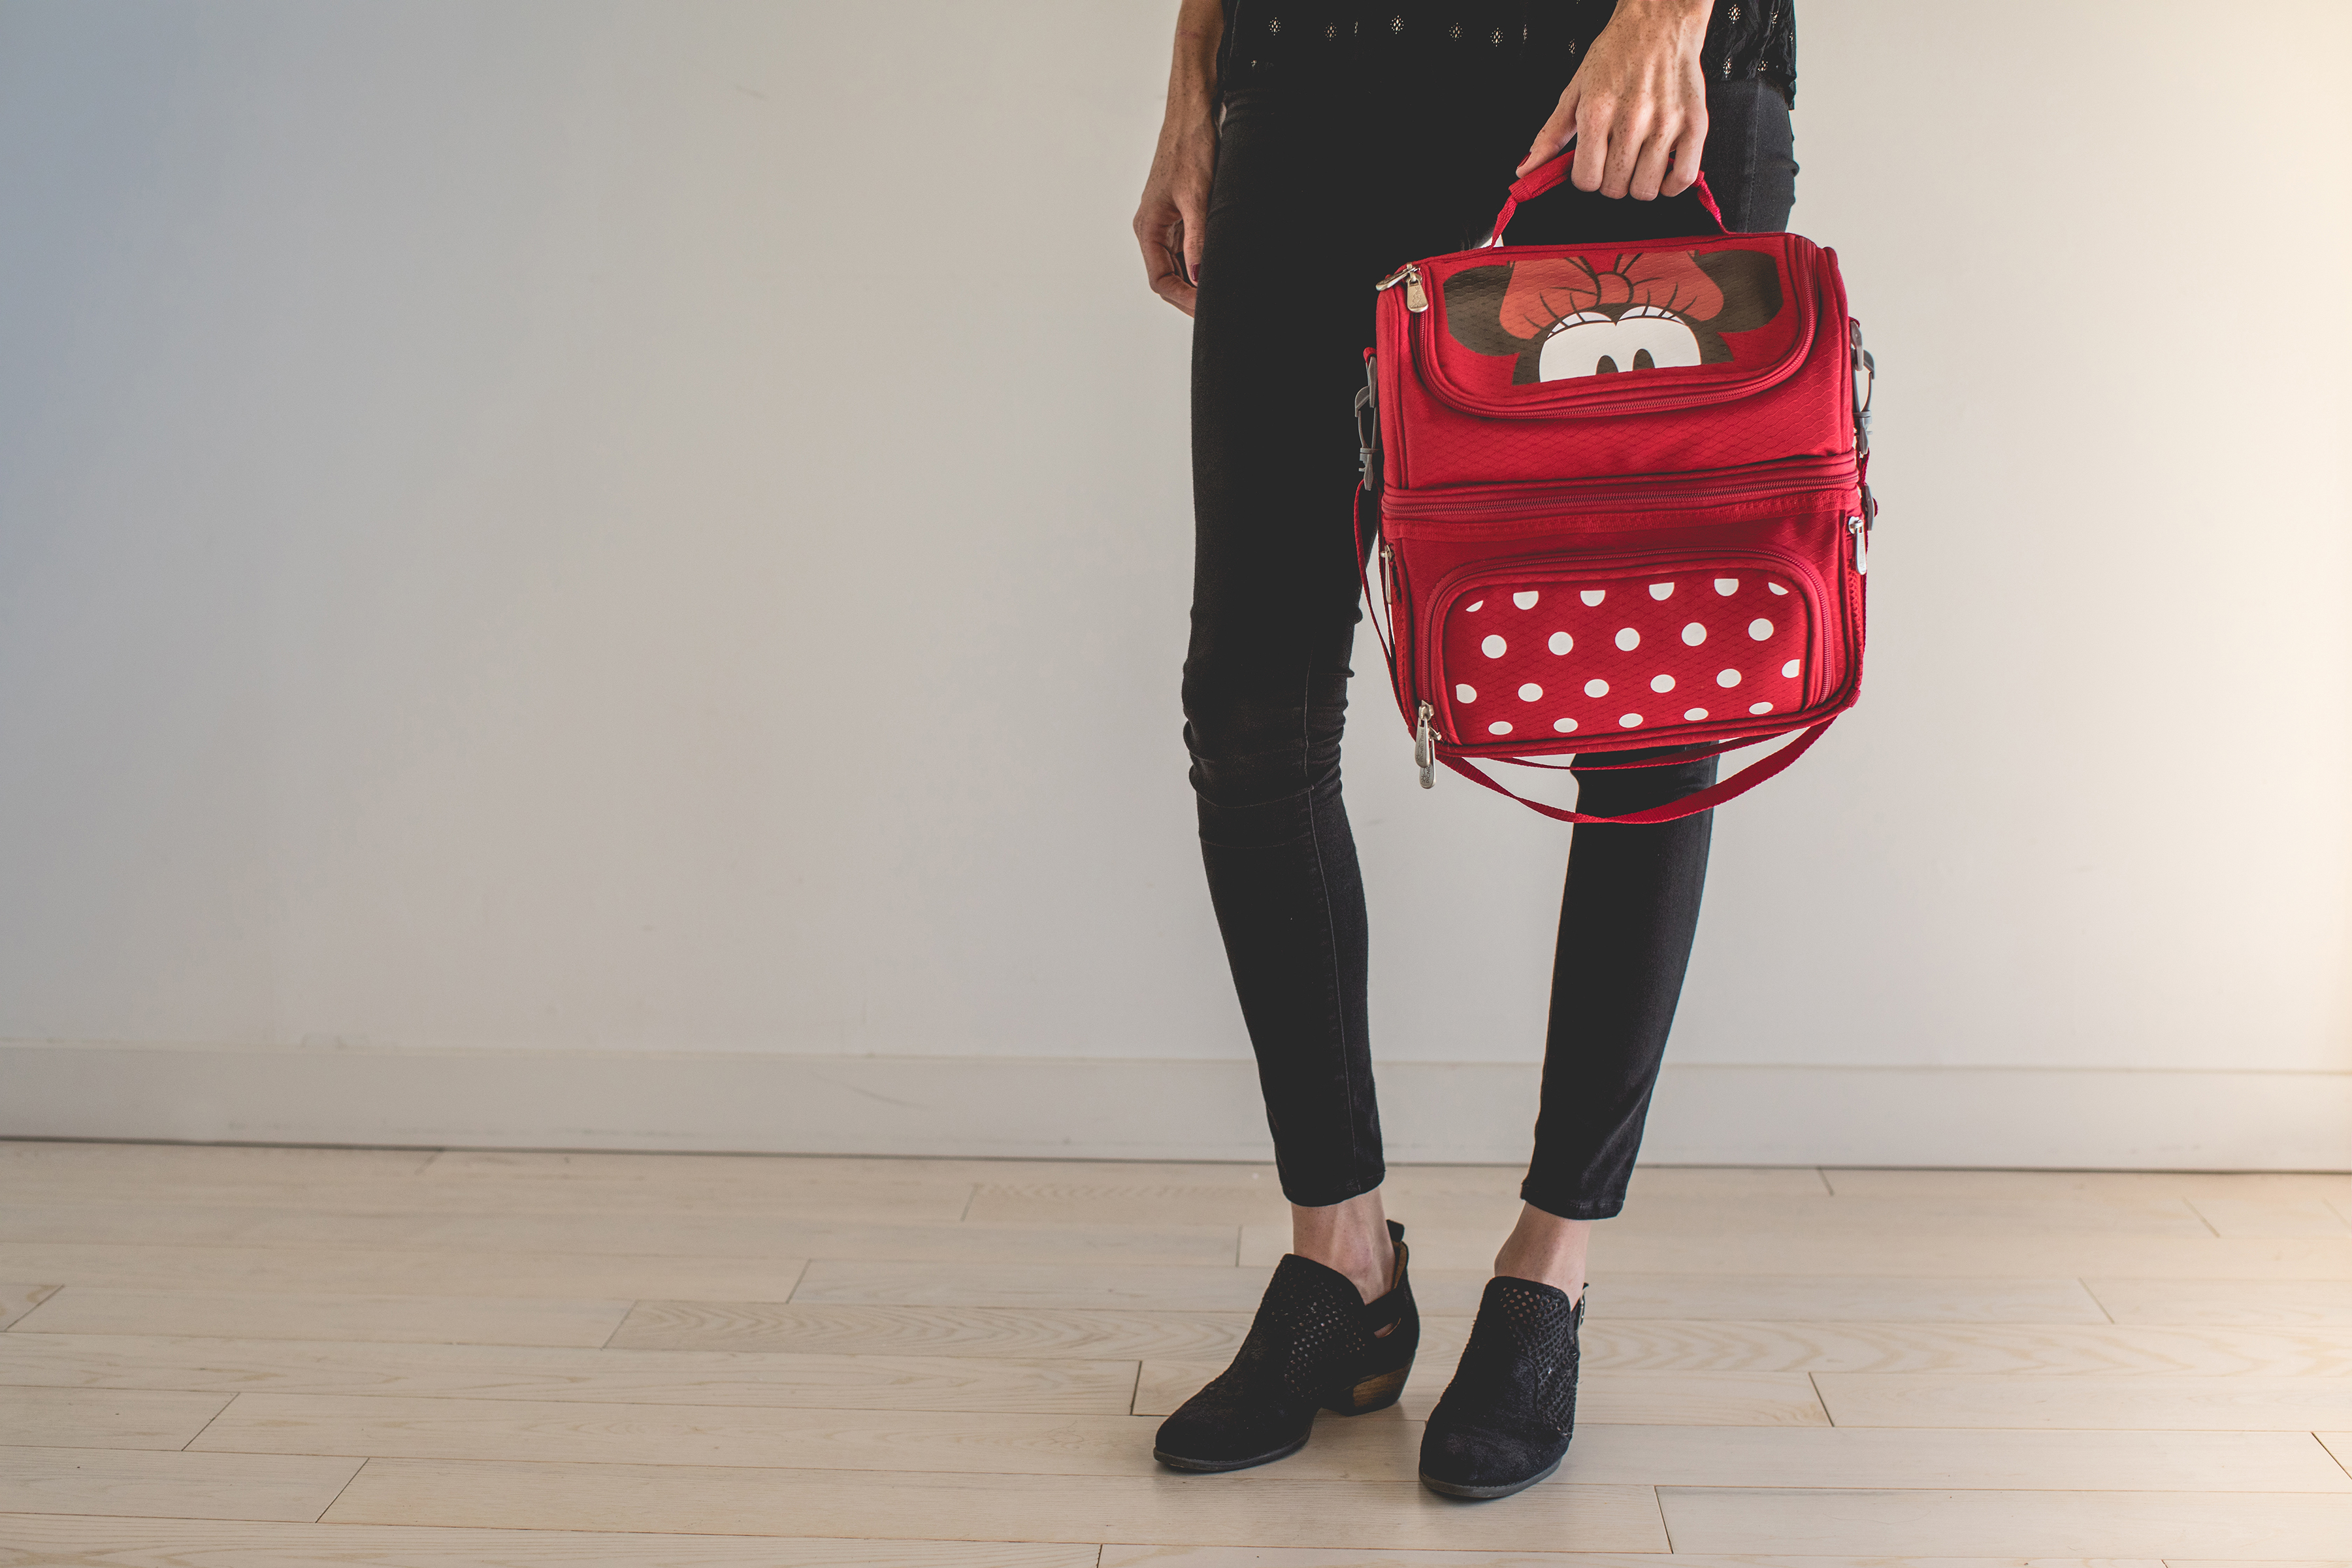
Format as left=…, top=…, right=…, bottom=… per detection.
left=1487, top=148, right=1728, bottom=247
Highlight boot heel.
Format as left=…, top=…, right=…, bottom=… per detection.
left=1331, top=1362, right=1411, bottom=1414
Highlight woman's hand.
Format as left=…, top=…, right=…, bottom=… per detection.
left=1135, top=0, right=1223, bottom=316
left=1135, top=114, right=1217, bottom=316
left=1518, top=0, right=1712, bottom=201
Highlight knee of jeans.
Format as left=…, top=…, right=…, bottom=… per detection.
left=1181, top=667, right=1348, bottom=813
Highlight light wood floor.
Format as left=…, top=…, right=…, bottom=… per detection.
left=1, top=1141, right=2347, bottom=1565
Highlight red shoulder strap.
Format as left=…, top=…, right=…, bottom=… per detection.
left=1440, top=720, right=1835, bottom=825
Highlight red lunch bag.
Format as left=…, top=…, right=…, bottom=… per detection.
left=1354, top=154, right=1875, bottom=823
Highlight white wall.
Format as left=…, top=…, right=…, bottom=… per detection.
left=2, top=1, right=2347, bottom=1165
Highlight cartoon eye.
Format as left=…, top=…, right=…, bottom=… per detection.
left=1537, top=304, right=1704, bottom=382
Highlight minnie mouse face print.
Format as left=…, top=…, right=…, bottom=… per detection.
left=1441, top=248, right=1783, bottom=385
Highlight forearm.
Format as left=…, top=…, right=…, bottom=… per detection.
left=1134, top=0, right=1224, bottom=315
left=1162, top=0, right=1222, bottom=126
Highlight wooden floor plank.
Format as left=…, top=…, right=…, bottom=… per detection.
left=1820, top=1169, right=2352, bottom=1202
left=0, top=1445, right=361, bottom=1523
left=0, top=1204, right=1239, bottom=1267
left=1102, top=1552, right=2158, bottom=1568
left=1814, top=1372, right=2352, bottom=1431
left=421, top=1150, right=1281, bottom=1189
left=962, top=1168, right=1832, bottom=1230
left=609, top=1301, right=1256, bottom=1360
left=10, top=1290, right=630, bottom=1348
left=0, top=1175, right=981, bottom=1222
left=2089, top=1279, right=2352, bottom=1325
left=1656, top=1487, right=2352, bottom=1557
left=0, top=1283, right=55, bottom=1332
left=0, top=1242, right=808, bottom=1300
left=0, top=1516, right=1096, bottom=1565
left=1103, top=1555, right=2163, bottom=1568
left=185, top=1394, right=2347, bottom=1495
left=320, top=1457, right=1669, bottom=1550
left=1135, top=1362, right=1827, bottom=1427
left=2188, top=1199, right=2352, bottom=1239
left=1579, top=1317, right=2352, bottom=1375
left=789, top=1262, right=1303, bottom=1313
left=191, top=1396, right=1177, bottom=1474
left=0, top=1385, right=233, bottom=1450
left=1292, top=1421, right=2345, bottom=1493
left=0, top=1142, right=435, bottom=1181
left=0, top=1333, right=1140, bottom=1414
left=1243, top=1224, right=2352, bottom=1279
left=787, top=1262, right=2108, bottom=1322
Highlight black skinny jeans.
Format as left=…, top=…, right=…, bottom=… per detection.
left=1184, top=65, right=1795, bottom=1220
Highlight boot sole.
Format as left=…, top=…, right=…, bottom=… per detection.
left=1419, top=1456, right=1564, bottom=1500
left=1152, top=1433, right=1310, bottom=1473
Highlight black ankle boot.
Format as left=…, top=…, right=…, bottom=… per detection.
left=1418, top=1275, right=1584, bottom=1499
left=1152, top=1218, right=1418, bottom=1473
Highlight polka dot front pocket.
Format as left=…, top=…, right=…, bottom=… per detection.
left=1429, top=558, right=1816, bottom=749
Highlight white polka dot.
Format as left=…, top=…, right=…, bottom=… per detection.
left=1481, top=634, right=1507, bottom=657
left=1552, top=716, right=1578, bottom=732
left=1619, top=713, right=1644, bottom=728
left=1648, top=581, right=1674, bottom=600
left=1517, top=683, right=1543, bottom=701
left=1454, top=683, right=1478, bottom=703
left=1767, top=581, right=1789, bottom=596
left=1512, top=591, right=1539, bottom=610
left=1749, top=700, right=1773, bottom=715
left=1548, top=631, right=1573, bottom=655
left=1681, top=622, right=1707, bottom=645
left=1716, top=668, right=1742, bottom=687
left=1781, top=659, right=1799, bottom=678
left=1465, top=600, right=1484, bottom=612
left=1747, top=618, right=1773, bottom=640
left=1714, top=578, right=1739, bottom=595
left=1614, top=627, right=1640, bottom=651
left=1580, top=589, right=1605, bottom=606
left=1683, top=707, right=1710, bottom=721
left=1650, top=673, right=1674, bottom=693
left=1584, top=678, right=1609, bottom=697
left=1488, top=721, right=1513, bottom=735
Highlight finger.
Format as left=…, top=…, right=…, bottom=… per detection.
left=1661, top=111, right=1708, bottom=197
left=1627, top=119, right=1677, bottom=202
left=1138, top=220, right=1176, bottom=291
left=1180, top=204, right=1205, bottom=287
left=1569, top=100, right=1611, bottom=191
left=1599, top=107, right=1651, bottom=199
left=1519, top=88, right=1578, bottom=176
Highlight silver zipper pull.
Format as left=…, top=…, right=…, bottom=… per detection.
left=1414, top=701, right=1436, bottom=789
left=1848, top=515, right=1868, bottom=576
left=1376, top=265, right=1429, bottom=313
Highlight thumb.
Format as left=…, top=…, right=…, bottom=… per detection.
left=1518, top=91, right=1579, bottom=176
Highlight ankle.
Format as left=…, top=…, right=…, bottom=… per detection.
left=1493, top=1203, right=1590, bottom=1303
left=1290, top=1190, right=1394, bottom=1304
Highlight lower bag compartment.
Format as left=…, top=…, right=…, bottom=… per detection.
left=1431, top=560, right=1814, bottom=747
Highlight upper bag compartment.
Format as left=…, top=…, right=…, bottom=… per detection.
left=1407, top=232, right=1822, bottom=421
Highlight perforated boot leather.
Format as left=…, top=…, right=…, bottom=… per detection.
left=1151, top=1219, right=1418, bottom=1473
left=1418, top=1275, right=1584, bottom=1499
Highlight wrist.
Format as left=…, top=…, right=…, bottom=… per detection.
left=1612, top=0, right=1712, bottom=28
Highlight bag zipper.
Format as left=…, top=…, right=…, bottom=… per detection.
left=1376, top=263, right=1428, bottom=313
left=1382, top=453, right=1857, bottom=527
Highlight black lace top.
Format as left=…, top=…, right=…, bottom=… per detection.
left=1218, top=1, right=1797, bottom=106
